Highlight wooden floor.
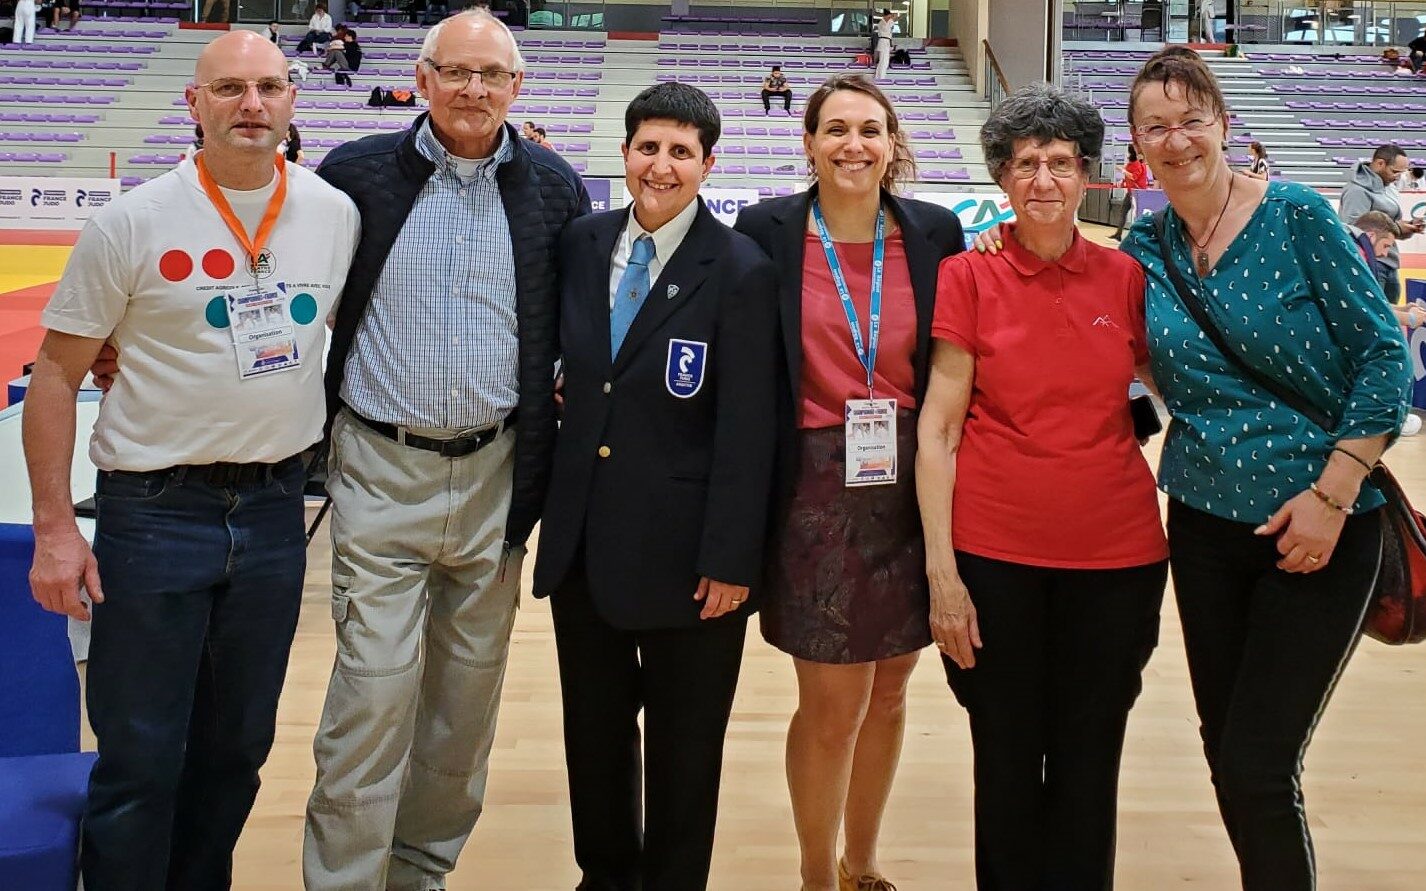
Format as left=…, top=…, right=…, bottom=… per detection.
left=71, top=228, right=1426, bottom=890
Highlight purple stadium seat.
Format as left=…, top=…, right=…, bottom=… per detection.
left=749, top=165, right=772, bottom=175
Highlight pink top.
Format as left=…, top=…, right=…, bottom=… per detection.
left=799, top=231, right=917, bottom=430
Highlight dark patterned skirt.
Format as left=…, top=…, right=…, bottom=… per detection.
left=760, top=411, right=931, bottom=664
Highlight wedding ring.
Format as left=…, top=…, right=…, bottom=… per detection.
left=731, top=597, right=746, bottom=604
left=1307, top=554, right=1321, bottom=564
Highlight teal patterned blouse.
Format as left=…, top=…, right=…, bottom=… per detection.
left=1122, top=180, right=1410, bottom=524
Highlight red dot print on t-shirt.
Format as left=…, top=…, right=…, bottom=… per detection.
left=158, top=249, right=193, bottom=282
left=202, top=249, right=236, bottom=280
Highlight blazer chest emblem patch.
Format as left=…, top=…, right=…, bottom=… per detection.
left=665, top=339, right=708, bottom=399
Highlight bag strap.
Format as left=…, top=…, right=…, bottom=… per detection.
left=1152, top=210, right=1337, bottom=434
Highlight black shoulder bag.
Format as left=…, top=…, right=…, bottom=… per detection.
left=1154, top=211, right=1426, bottom=644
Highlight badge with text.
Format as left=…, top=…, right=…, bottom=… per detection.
left=227, top=284, right=300, bottom=379
left=844, top=398, right=898, bottom=487
left=665, top=338, right=708, bottom=398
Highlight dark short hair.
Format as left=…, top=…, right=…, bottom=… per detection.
left=771, top=64, right=781, bottom=71
left=624, top=81, right=721, bottom=158
left=1373, top=144, right=1407, bottom=165
left=802, top=73, right=915, bottom=191
left=535, top=127, right=546, bottom=137
left=980, top=83, right=1103, bottom=182
left=523, top=120, right=534, bottom=127
left=1128, top=46, right=1229, bottom=129
left=1250, top=140, right=1266, bottom=156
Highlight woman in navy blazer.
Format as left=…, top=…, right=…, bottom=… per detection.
left=532, top=83, right=780, bottom=891
left=734, top=74, right=964, bottom=891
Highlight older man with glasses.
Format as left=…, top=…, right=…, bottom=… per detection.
left=301, top=9, right=590, bottom=890
left=25, top=30, right=359, bottom=889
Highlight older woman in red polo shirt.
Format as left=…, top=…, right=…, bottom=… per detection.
left=916, top=83, right=1168, bottom=891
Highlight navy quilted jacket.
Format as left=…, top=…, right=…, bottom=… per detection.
left=317, top=115, right=591, bottom=548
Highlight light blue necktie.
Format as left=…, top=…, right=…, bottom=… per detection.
left=610, top=234, right=655, bottom=358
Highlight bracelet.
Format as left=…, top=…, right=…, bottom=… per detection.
left=1310, top=482, right=1355, bottom=515
left=1331, top=445, right=1376, bottom=474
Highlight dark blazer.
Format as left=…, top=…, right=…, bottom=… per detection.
left=533, top=202, right=781, bottom=631
left=733, top=186, right=965, bottom=512
left=316, top=117, right=590, bottom=550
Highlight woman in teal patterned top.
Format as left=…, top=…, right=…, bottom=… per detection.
left=1122, top=48, right=1409, bottom=890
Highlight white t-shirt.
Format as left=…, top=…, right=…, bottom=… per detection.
left=876, top=17, right=895, bottom=40
left=309, top=11, right=333, bottom=31
left=42, top=156, right=360, bottom=472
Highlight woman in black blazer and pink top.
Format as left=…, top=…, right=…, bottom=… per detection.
left=734, top=74, right=963, bottom=891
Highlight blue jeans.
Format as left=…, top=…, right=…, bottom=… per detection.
left=82, top=458, right=307, bottom=891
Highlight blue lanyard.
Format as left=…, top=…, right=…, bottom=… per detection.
left=811, top=199, right=885, bottom=397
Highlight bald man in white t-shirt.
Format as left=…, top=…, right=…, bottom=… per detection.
left=23, top=30, right=358, bottom=890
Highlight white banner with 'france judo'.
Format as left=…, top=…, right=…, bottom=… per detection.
left=0, top=176, right=121, bottom=227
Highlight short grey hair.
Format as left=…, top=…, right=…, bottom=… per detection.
left=980, top=83, right=1104, bottom=182
left=418, top=9, right=526, bottom=72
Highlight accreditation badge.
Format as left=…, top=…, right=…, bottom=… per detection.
left=844, top=398, right=898, bottom=487
left=227, top=284, right=301, bottom=380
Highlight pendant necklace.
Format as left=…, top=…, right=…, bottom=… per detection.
left=1184, top=172, right=1236, bottom=278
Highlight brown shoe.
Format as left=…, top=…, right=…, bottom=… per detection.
left=838, top=860, right=897, bottom=891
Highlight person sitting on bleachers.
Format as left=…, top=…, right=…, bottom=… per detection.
left=1409, top=33, right=1426, bottom=73
left=38, top=0, right=78, bottom=30
left=761, top=64, right=793, bottom=116
left=296, top=2, right=334, bottom=55
left=322, top=25, right=360, bottom=86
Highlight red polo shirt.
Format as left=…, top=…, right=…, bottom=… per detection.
left=931, top=228, right=1167, bottom=569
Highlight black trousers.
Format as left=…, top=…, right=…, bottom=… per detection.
left=760, top=88, right=792, bottom=112
left=551, top=564, right=747, bottom=891
left=1167, top=500, right=1382, bottom=891
left=944, top=551, right=1167, bottom=891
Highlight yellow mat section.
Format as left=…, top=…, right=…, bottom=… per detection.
left=0, top=245, right=71, bottom=294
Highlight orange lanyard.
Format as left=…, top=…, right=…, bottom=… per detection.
left=194, top=153, right=288, bottom=274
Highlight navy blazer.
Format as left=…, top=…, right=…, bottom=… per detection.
left=533, top=202, right=781, bottom=631
left=733, top=187, right=965, bottom=512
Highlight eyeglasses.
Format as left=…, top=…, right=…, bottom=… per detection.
left=193, top=78, right=291, bottom=100
left=1133, top=116, right=1217, bottom=144
left=1006, top=156, right=1083, bottom=179
left=423, top=61, right=518, bottom=90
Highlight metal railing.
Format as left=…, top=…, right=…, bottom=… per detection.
left=982, top=38, right=1010, bottom=108
left=1063, top=0, right=1426, bottom=46
left=226, top=0, right=605, bottom=27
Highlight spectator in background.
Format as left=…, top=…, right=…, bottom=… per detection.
left=874, top=8, right=897, bottom=81
left=283, top=122, right=304, bottom=164
left=1350, top=211, right=1423, bottom=435
left=322, top=25, right=359, bottom=86
left=1399, top=165, right=1424, bottom=192
left=1349, top=210, right=1399, bottom=282
left=1193, top=0, right=1215, bottom=42
left=1245, top=140, right=1270, bottom=180
left=1111, top=144, right=1148, bottom=240
left=1409, top=32, right=1426, bottom=72
left=521, top=119, right=536, bottom=139
left=346, top=0, right=360, bottom=20
left=1340, top=143, right=1425, bottom=303
left=532, top=126, right=552, bottom=149
left=13, top=0, right=34, bottom=44
left=267, top=19, right=280, bottom=43
left=297, top=2, right=334, bottom=54
left=41, top=0, right=79, bottom=30
left=761, top=64, right=793, bottom=115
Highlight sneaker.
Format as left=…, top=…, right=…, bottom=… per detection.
left=1403, top=413, right=1422, bottom=436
